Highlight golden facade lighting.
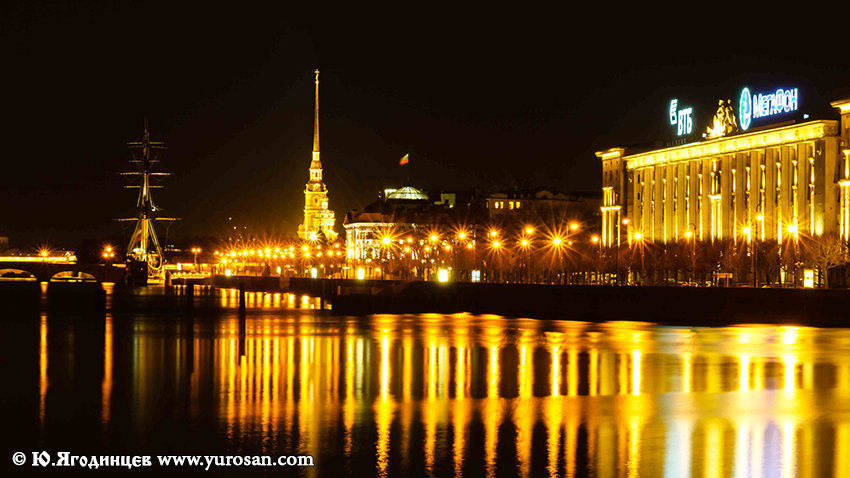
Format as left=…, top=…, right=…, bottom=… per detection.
left=599, top=117, right=842, bottom=245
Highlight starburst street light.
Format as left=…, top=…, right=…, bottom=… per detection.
left=633, top=231, right=645, bottom=285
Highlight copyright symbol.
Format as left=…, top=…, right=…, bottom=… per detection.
left=12, top=452, right=26, bottom=466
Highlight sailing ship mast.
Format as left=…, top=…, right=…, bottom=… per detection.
left=118, top=118, right=178, bottom=279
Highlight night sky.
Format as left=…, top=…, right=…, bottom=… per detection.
left=2, top=2, right=849, bottom=249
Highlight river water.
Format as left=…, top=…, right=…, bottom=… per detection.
left=2, top=286, right=850, bottom=476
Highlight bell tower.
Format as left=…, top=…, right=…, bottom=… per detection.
left=298, top=70, right=337, bottom=241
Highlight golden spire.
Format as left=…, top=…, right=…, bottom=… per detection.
left=313, top=69, right=320, bottom=154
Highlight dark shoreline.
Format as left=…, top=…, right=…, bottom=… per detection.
left=290, top=278, right=850, bottom=327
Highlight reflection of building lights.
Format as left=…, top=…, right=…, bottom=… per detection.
left=310, top=267, right=318, bottom=278
left=225, top=269, right=232, bottom=276
left=356, top=267, right=365, bottom=280
left=437, top=269, right=449, bottom=282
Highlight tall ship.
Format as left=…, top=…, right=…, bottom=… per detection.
left=118, top=119, right=178, bottom=284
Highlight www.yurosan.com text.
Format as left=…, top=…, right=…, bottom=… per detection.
left=13, top=451, right=314, bottom=471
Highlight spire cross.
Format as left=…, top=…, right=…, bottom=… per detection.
left=313, top=69, right=320, bottom=153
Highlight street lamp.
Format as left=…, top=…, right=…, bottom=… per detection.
left=617, top=218, right=629, bottom=285
left=519, top=237, right=531, bottom=283
left=591, top=235, right=600, bottom=283
left=552, top=236, right=565, bottom=284
left=380, top=235, right=392, bottom=280
left=490, top=240, right=502, bottom=283
left=634, top=231, right=645, bottom=285
left=685, top=225, right=695, bottom=285
left=787, top=223, right=799, bottom=287
left=742, top=224, right=754, bottom=287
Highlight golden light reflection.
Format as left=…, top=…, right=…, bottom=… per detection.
left=38, top=314, right=47, bottom=433
left=43, top=302, right=850, bottom=477
left=375, top=332, right=395, bottom=478
left=101, top=316, right=113, bottom=431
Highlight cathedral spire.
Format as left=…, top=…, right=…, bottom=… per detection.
left=312, top=69, right=320, bottom=154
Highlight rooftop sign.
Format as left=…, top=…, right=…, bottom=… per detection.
left=668, top=99, right=693, bottom=136
left=739, top=87, right=799, bottom=131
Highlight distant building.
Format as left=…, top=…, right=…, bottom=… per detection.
left=598, top=90, right=850, bottom=247
left=297, top=70, right=337, bottom=242
left=485, top=189, right=601, bottom=224
left=344, top=186, right=434, bottom=263
left=343, top=186, right=489, bottom=265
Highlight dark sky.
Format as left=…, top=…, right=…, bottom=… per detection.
left=2, top=2, right=849, bottom=249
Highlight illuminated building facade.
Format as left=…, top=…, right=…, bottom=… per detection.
left=344, top=186, right=433, bottom=262
left=485, top=189, right=600, bottom=220
left=297, top=70, right=337, bottom=242
left=599, top=93, right=850, bottom=247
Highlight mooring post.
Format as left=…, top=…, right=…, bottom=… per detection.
left=239, top=283, right=246, bottom=314
left=186, top=283, right=194, bottom=309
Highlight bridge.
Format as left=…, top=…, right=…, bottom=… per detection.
left=0, top=258, right=125, bottom=283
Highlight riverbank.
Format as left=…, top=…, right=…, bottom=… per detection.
left=290, top=278, right=850, bottom=327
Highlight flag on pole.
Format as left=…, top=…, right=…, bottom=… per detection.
left=399, top=153, right=409, bottom=166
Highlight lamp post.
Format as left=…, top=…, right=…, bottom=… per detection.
left=491, top=239, right=502, bottom=283
left=634, top=232, right=644, bottom=285
left=552, top=236, right=564, bottom=284
left=755, top=214, right=763, bottom=287
left=685, top=224, right=695, bottom=285
left=618, top=218, right=629, bottom=285
left=381, top=235, right=391, bottom=281
left=742, top=224, right=753, bottom=287
left=787, top=223, right=799, bottom=287
left=591, top=235, right=600, bottom=284
left=520, top=237, right=530, bottom=284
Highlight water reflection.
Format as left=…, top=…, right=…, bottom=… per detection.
left=16, top=290, right=850, bottom=476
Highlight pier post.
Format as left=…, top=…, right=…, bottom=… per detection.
left=186, top=283, right=194, bottom=309
left=239, top=283, right=246, bottom=314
